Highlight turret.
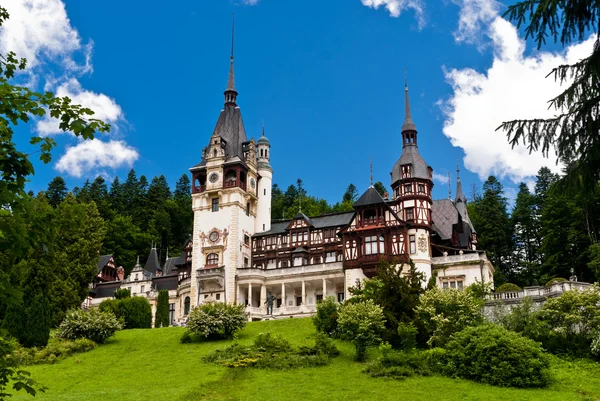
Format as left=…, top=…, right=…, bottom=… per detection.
left=256, top=125, right=273, bottom=233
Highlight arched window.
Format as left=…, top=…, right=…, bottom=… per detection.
left=260, top=149, right=263, bottom=157
left=184, top=296, right=190, bottom=315
left=206, top=253, right=218, bottom=267
left=246, top=202, right=250, bottom=216
left=213, top=149, right=217, bottom=157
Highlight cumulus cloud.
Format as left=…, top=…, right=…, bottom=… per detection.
left=243, top=0, right=259, bottom=4
left=360, top=0, right=425, bottom=27
left=56, top=139, right=139, bottom=178
left=36, top=78, right=124, bottom=136
left=433, top=172, right=450, bottom=185
left=441, top=17, right=595, bottom=184
left=0, top=0, right=90, bottom=72
left=453, top=0, right=500, bottom=45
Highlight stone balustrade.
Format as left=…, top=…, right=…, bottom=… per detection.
left=237, top=262, right=344, bottom=279
left=485, top=281, right=594, bottom=304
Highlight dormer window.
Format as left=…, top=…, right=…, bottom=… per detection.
left=404, top=184, right=412, bottom=194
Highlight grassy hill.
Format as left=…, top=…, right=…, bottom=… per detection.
left=12, top=318, right=600, bottom=401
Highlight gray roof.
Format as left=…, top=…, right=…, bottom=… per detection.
left=454, top=176, right=476, bottom=233
left=97, top=254, right=113, bottom=273
left=153, top=275, right=178, bottom=291
left=402, top=85, right=417, bottom=132
left=163, top=257, right=180, bottom=275
left=431, top=199, right=459, bottom=241
left=211, top=104, right=247, bottom=161
left=254, top=212, right=355, bottom=237
left=354, top=187, right=386, bottom=207
left=391, top=145, right=431, bottom=184
left=93, top=281, right=121, bottom=298
left=294, top=211, right=314, bottom=226
left=144, top=248, right=161, bottom=275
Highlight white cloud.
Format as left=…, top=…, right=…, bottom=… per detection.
left=453, top=0, right=500, bottom=45
left=36, top=78, right=124, bottom=136
left=56, top=139, right=139, bottom=178
left=243, top=0, right=259, bottom=4
left=433, top=172, right=450, bottom=185
left=360, top=0, right=425, bottom=27
left=441, top=16, right=595, bottom=184
left=0, top=0, right=88, bottom=71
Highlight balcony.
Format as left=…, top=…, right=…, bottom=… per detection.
left=223, top=180, right=247, bottom=191
left=237, top=262, right=344, bottom=279
left=245, top=304, right=318, bottom=320
left=197, top=266, right=225, bottom=291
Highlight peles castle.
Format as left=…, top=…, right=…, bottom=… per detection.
left=86, top=38, right=495, bottom=324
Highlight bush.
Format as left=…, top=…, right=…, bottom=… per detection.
left=12, top=338, right=97, bottom=365
left=154, top=290, right=170, bottom=328
left=337, top=300, right=386, bottom=361
left=592, top=332, right=600, bottom=357
left=113, top=288, right=131, bottom=299
left=186, top=302, right=247, bottom=340
left=298, top=333, right=340, bottom=358
left=99, top=296, right=152, bottom=329
left=313, top=296, right=339, bottom=337
left=364, top=350, right=431, bottom=379
left=545, top=277, right=567, bottom=287
left=22, top=293, right=51, bottom=348
left=396, top=322, right=418, bottom=351
left=180, top=331, right=192, bottom=344
left=417, top=287, right=483, bottom=347
left=495, top=283, right=523, bottom=293
left=56, top=308, right=122, bottom=343
left=442, top=324, right=550, bottom=388
left=0, top=335, right=44, bottom=399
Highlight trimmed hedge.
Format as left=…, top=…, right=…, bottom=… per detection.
left=441, top=324, right=550, bottom=388
left=99, top=296, right=152, bottom=329
left=495, top=283, right=522, bottom=293
left=545, top=277, right=567, bottom=287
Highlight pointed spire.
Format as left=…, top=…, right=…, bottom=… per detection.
left=455, top=161, right=466, bottom=203
left=135, top=255, right=140, bottom=266
left=224, top=13, right=238, bottom=105
left=402, top=80, right=417, bottom=133
left=448, top=172, right=452, bottom=200
left=262, top=121, right=265, bottom=137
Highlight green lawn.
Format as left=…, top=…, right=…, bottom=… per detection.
left=12, top=318, right=600, bottom=401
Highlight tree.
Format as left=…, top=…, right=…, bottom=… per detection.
left=373, top=181, right=387, bottom=197
left=499, top=1, right=600, bottom=191
left=154, top=290, right=170, bottom=328
left=0, top=6, right=109, bottom=210
left=21, top=293, right=51, bottom=348
left=46, top=176, right=68, bottom=207
left=343, top=184, right=358, bottom=203
left=174, top=174, right=191, bottom=199
left=337, top=300, right=386, bottom=361
left=511, top=183, right=540, bottom=285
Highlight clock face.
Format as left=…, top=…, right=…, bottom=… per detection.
left=209, top=231, right=219, bottom=242
left=209, top=172, right=219, bottom=183
left=250, top=178, right=256, bottom=189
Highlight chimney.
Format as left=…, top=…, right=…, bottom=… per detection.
left=117, top=266, right=125, bottom=281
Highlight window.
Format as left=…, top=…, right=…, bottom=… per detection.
left=409, top=235, right=416, bottom=254
left=316, top=294, right=323, bottom=303
left=246, top=202, right=250, bottom=216
left=458, top=281, right=464, bottom=290
left=297, top=296, right=303, bottom=306
left=443, top=282, right=449, bottom=289
left=216, top=293, right=221, bottom=300
left=206, top=253, right=218, bottom=266
left=244, top=234, right=250, bottom=246
left=281, top=260, right=289, bottom=268
left=313, top=256, right=321, bottom=264
left=338, top=292, right=345, bottom=303
left=244, top=257, right=249, bottom=267
left=141, top=285, right=145, bottom=293
left=406, top=207, right=414, bottom=221
left=263, top=224, right=265, bottom=231
left=135, top=274, right=138, bottom=281
left=404, top=184, right=412, bottom=194
left=260, top=149, right=263, bottom=157
left=184, top=296, right=190, bottom=315
left=211, top=198, right=219, bottom=212
left=264, top=189, right=266, bottom=196
left=364, top=235, right=385, bottom=255
left=450, top=281, right=456, bottom=289
left=418, top=184, right=425, bottom=194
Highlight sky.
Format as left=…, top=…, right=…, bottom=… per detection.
left=3, top=0, right=595, bottom=207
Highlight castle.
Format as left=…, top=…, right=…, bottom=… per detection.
left=86, top=36, right=495, bottom=324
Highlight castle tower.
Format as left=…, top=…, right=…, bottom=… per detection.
left=188, top=18, right=259, bottom=306
left=390, top=83, right=433, bottom=281
left=256, top=125, right=273, bottom=233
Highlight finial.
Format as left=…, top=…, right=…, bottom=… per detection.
left=231, top=13, right=235, bottom=61
left=456, top=157, right=460, bottom=177
left=262, top=121, right=265, bottom=137
left=224, top=13, right=237, bottom=104
left=448, top=172, right=452, bottom=200
left=404, top=67, right=407, bottom=88
left=136, top=255, right=140, bottom=265
left=369, top=156, right=373, bottom=187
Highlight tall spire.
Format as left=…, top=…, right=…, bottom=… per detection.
left=455, top=161, right=466, bottom=203
left=402, top=71, right=416, bottom=133
left=224, top=13, right=238, bottom=105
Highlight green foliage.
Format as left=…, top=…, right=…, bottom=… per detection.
left=154, top=290, right=170, bottom=328
left=11, top=338, right=96, bottom=366
left=465, top=279, right=492, bottom=300
left=348, top=259, right=425, bottom=348
left=396, top=322, right=418, bottom=351
left=363, top=350, right=431, bottom=379
left=113, top=288, right=131, bottom=299
left=496, top=283, right=523, bottom=293
left=179, top=331, right=192, bottom=344
left=56, top=308, right=122, bottom=343
left=99, top=297, right=152, bottom=329
left=545, top=277, right=567, bottom=287
left=46, top=177, right=68, bottom=208
left=337, top=299, right=386, bottom=361
left=441, top=324, right=551, bottom=388
left=0, top=335, right=45, bottom=400
left=313, top=296, right=339, bottom=336
left=22, top=293, right=51, bottom=348
left=204, top=332, right=338, bottom=370
left=417, top=287, right=483, bottom=348
left=186, top=302, right=247, bottom=340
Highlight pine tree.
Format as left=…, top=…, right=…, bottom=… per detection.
left=343, top=184, right=358, bottom=203
left=154, top=290, right=170, bottom=328
left=23, top=292, right=51, bottom=347
left=373, top=181, right=387, bottom=197
left=174, top=174, right=191, bottom=199
left=511, top=183, right=540, bottom=286
left=46, top=176, right=68, bottom=207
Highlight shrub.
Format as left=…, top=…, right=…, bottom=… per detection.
left=99, top=296, right=152, bottom=329
left=337, top=300, right=386, bottom=361
left=416, top=287, right=483, bottom=347
left=442, top=324, right=550, bottom=388
left=180, top=331, right=192, bottom=344
left=545, top=277, right=567, bottom=287
left=12, top=338, right=97, bottom=365
left=186, top=302, right=246, bottom=340
left=22, top=293, right=51, bottom=348
left=113, top=288, right=131, bottom=299
left=0, top=335, right=44, bottom=399
left=298, top=333, right=340, bottom=358
left=423, top=347, right=448, bottom=373
left=396, top=322, right=418, bottom=351
left=592, top=332, right=600, bottom=357
left=313, top=296, right=339, bottom=336
left=495, top=283, right=523, bottom=293
left=56, top=308, right=122, bottom=343
left=364, top=350, right=431, bottom=379
left=154, top=290, right=170, bottom=328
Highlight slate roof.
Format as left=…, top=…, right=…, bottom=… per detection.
left=454, top=176, right=476, bottom=233
left=163, top=257, right=180, bottom=275
left=254, top=211, right=355, bottom=237
left=153, top=275, right=178, bottom=291
left=354, top=186, right=386, bottom=207
left=97, top=255, right=113, bottom=274
left=94, top=281, right=121, bottom=298
left=391, top=145, right=431, bottom=184
left=144, top=248, right=161, bottom=275
left=294, top=211, right=314, bottom=226
left=431, top=199, right=460, bottom=240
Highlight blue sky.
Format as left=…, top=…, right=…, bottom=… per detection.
left=4, top=0, right=594, bottom=207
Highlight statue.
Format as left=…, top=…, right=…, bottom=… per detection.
left=265, top=292, right=276, bottom=315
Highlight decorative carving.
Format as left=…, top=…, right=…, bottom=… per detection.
left=209, top=172, right=219, bottom=183
left=417, top=234, right=428, bottom=253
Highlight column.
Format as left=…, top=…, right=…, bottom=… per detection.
left=260, top=285, right=267, bottom=314
left=248, top=283, right=253, bottom=308
left=323, top=278, right=327, bottom=299
left=301, top=280, right=306, bottom=306
left=236, top=284, right=240, bottom=305
left=281, top=283, right=286, bottom=313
